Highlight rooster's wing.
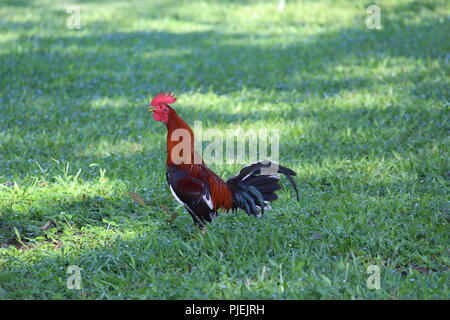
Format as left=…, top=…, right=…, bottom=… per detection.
left=166, top=165, right=217, bottom=228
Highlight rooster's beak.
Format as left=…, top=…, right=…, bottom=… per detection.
left=148, top=106, right=156, bottom=112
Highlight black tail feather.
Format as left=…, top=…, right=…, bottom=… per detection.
left=262, top=192, right=278, bottom=201
left=226, top=160, right=299, bottom=217
left=279, top=167, right=300, bottom=201
left=257, top=183, right=281, bottom=193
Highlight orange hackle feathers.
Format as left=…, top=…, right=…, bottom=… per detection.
left=151, top=91, right=177, bottom=107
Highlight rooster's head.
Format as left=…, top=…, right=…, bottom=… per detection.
left=148, top=91, right=177, bottom=125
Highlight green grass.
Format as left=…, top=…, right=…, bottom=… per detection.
left=0, top=0, right=449, bottom=299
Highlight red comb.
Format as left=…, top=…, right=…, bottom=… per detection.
left=151, top=91, right=177, bottom=107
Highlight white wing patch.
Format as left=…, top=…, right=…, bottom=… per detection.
left=169, top=185, right=184, bottom=205
left=170, top=184, right=213, bottom=210
left=203, top=192, right=214, bottom=210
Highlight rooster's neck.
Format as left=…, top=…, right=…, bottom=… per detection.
left=166, top=111, right=201, bottom=166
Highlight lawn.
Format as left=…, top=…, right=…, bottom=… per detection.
left=0, top=0, right=448, bottom=299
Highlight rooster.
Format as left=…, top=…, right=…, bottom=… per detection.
left=148, top=91, right=299, bottom=230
